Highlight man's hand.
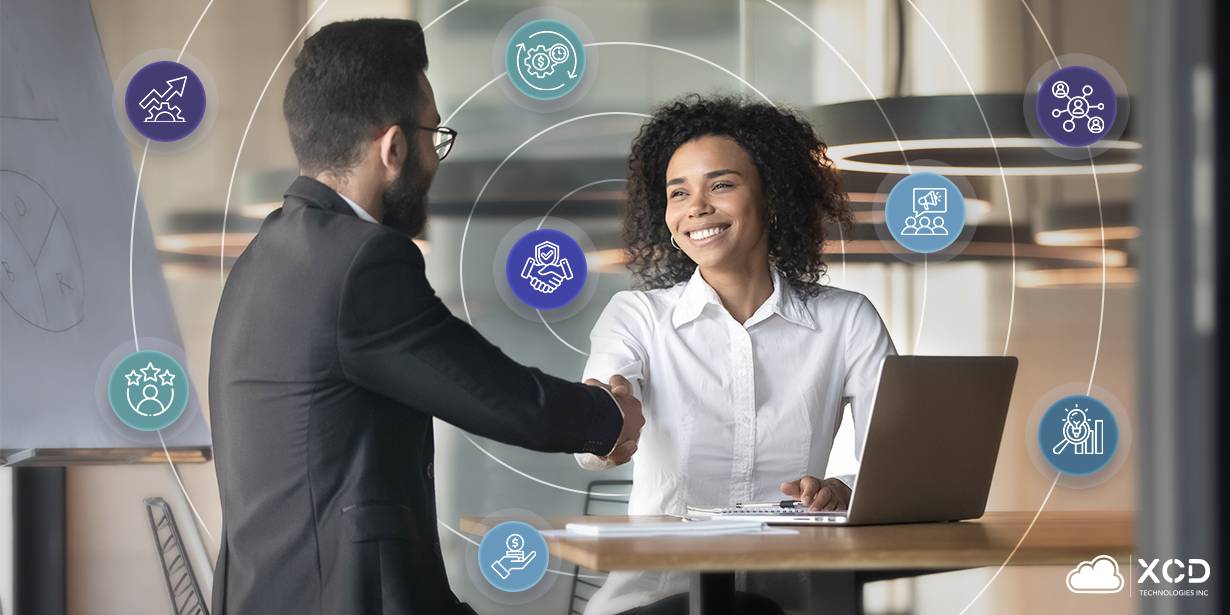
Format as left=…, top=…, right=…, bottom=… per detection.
left=585, top=375, right=643, bottom=466
left=780, top=475, right=851, bottom=512
left=490, top=550, right=537, bottom=579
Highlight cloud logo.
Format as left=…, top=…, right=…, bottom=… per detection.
left=1066, top=555, right=1124, bottom=593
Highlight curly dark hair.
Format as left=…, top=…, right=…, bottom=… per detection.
left=623, top=94, right=851, bottom=298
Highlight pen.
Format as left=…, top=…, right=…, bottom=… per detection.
left=735, top=500, right=802, bottom=508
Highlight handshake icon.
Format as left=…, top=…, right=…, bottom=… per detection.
left=520, top=240, right=574, bottom=294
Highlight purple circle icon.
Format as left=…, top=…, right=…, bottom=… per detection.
left=1036, top=66, right=1116, bottom=147
left=123, top=61, right=206, bottom=142
left=505, top=229, right=587, bottom=311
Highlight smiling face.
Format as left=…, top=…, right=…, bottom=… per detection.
left=664, top=135, right=769, bottom=273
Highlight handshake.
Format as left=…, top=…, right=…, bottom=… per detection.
left=585, top=374, right=644, bottom=466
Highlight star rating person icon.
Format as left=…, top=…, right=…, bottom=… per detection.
left=108, top=349, right=191, bottom=431
left=140, top=361, right=161, bottom=382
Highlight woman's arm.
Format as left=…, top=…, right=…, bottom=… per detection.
left=575, top=291, right=654, bottom=470
left=780, top=294, right=896, bottom=510
left=837, top=295, right=897, bottom=487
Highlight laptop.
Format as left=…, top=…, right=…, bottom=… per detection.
left=687, top=356, right=1018, bottom=526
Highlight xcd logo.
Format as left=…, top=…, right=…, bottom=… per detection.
left=1138, top=558, right=1211, bottom=584
left=1137, top=558, right=1212, bottom=598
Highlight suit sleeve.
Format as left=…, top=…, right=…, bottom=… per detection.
left=336, top=231, right=622, bottom=455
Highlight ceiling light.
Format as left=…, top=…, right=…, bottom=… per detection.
left=1018, top=267, right=1138, bottom=288
left=810, top=94, right=1140, bottom=177
left=1033, top=202, right=1137, bottom=246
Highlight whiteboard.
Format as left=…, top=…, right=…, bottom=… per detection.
left=0, top=0, right=210, bottom=455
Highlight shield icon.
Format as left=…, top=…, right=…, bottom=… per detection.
left=534, top=241, right=559, bottom=265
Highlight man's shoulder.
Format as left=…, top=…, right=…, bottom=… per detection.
left=249, top=206, right=416, bottom=271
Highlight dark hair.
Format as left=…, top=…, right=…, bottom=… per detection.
left=283, top=19, right=429, bottom=175
left=624, top=94, right=852, bottom=298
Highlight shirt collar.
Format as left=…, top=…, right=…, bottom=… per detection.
left=671, top=267, right=817, bottom=331
left=337, top=191, right=379, bottom=224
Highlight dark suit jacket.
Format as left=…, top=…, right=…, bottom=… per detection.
left=209, top=176, right=622, bottom=614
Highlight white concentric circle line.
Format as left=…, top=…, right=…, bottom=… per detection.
left=534, top=178, right=627, bottom=357
left=955, top=474, right=1060, bottom=615
left=585, top=41, right=775, bottom=106
left=904, top=0, right=1018, bottom=357
left=219, top=0, right=333, bottom=284
left=457, top=111, right=651, bottom=324
left=463, top=434, right=629, bottom=498
left=122, top=0, right=220, bottom=550
left=436, top=518, right=607, bottom=579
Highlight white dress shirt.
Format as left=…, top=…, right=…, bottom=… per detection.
left=337, top=191, right=379, bottom=224
left=577, top=267, right=895, bottom=615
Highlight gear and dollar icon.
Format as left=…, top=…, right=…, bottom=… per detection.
left=523, top=43, right=572, bottom=79
left=505, top=18, right=587, bottom=101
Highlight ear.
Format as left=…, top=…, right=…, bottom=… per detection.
left=376, top=124, right=408, bottom=181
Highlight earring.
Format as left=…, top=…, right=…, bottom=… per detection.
left=670, top=235, right=681, bottom=250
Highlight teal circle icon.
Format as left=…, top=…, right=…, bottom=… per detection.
left=1038, top=394, right=1119, bottom=476
left=505, top=19, right=586, bottom=101
left=478, top=521, right=549, bottom=592
left=107, top=350, right=189, bottom=431
left=884, top=172, right=966, bottom=254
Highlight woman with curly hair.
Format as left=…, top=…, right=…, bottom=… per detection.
left=576, top=95, right=896, bottom=615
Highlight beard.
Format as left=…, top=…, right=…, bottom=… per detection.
left=380, top=161, right=432, bottom=237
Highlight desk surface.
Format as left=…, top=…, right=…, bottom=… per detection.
left=460, top=511, right=1134, bottom=572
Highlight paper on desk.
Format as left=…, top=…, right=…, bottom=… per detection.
left=551, top=519, right=798, bottom=538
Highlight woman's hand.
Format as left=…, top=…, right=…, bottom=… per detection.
left=780, top=475, right=851, bottom=512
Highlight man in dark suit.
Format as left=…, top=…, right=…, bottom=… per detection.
left=209, top=19, right=642, bottom=615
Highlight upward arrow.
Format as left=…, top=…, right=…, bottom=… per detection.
left=164, top=76, right=188, bottom=100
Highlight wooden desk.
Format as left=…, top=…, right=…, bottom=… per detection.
left=461, top=511, right=1134, bottom=615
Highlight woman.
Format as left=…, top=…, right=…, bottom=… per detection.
left=578, top=95, right=896, bottom=615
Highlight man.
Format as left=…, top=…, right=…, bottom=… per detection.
left=209, top=19, right=642, bottom=615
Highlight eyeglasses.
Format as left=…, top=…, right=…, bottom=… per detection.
left=418, top=125, right=458, bottom=161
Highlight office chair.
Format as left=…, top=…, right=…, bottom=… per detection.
left=565, top=479, right=633, bottom=615
left=143, top=497, right=209, bottom=615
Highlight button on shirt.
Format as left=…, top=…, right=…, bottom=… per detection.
left=577, top=267, right=895, bottom=615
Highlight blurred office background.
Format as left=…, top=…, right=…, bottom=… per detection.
left=0, top=0, right=1223, bottom=614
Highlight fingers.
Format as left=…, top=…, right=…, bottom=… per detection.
left=608, top=374, right=632, bottom=397
left=809, top=486, right=833, bottom=511
left=602, top=440, right=638, bottom=465
left=799, top=476, right=822, bottom=507
left=780, top=479, right=802, bottom=498
left=584, top=378, right=610, bottom=391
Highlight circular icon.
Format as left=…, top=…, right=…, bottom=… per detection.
left=505, top=228, right=587, bottom=310
left=1036, top=66, right=1117, bottom=148
left=107, top=350, right=190, bottom=431
left=123, top=61, right=206, bottom=142
left=478, top=521, right=549, bottom=593
left=1038, top=394, right=1119, bottom=476
left=884, top=172, right=966, bottom=254
left=505, top=19, right=586, bottom=101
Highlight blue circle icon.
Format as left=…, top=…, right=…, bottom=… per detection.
left=123, top=61, right=206, bottom=142
left=1036, top=66, right=1117, bottom=147
left=506, top=229, right=587, bottom=310
left=884, top=172, right=966, bottom=254
left=505, top=19, right=586, bottom=101
left=1038, top=394, right=1119, bottom=476
left=107, top=350, right=190, bottom=431
left=478, top=521, right=549, bottom=593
